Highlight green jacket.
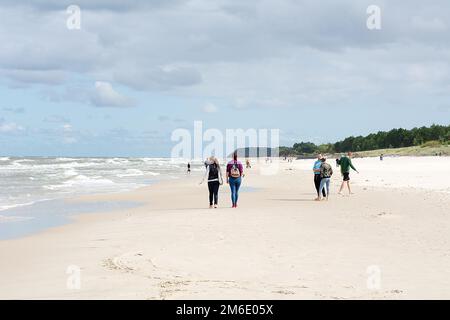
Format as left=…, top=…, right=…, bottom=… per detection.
left=339, top=156, right=356, bottom=174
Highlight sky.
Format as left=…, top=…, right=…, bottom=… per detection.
left=0, top=0, right=449, bottom=157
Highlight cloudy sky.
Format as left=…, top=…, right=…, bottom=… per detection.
left=1, top=0, right=449, bottom=156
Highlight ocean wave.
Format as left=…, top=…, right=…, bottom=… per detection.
left=106, top=158, right=130, bottom=165
left=0, top=215, right=35, bottom=223
left=10, top=161, right=24, bottom=167
left=13, top=159, right=35, bottom=163
left=43, top=175, right=116, bottom=190
left=2, top=161, right=104, bottom=171
left=64, top=168, right=78, bottom=177
left=116, top=169, right=145, bottom=178
left=0, top=157, right=182, bottom=213
left=0, top=200, right=41, bottom=212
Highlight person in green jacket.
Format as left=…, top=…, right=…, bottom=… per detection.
left=338, top=152, right=359, bottom=195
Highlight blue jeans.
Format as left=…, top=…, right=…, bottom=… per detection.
left=229, top=177, right=241, bottom=205
left=319, top=177, right=331, bottom=197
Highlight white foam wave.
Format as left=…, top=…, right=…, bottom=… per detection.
left=44, top=175, right=116, bottom=190
left=0, top=201, right=40, bottom=212
left=64, top=168, right=78, bottom=177
left=8, top=162, right=106, bottom=171
left=116, top=169, right=145, bottom=178
left=0, top=215, right=35, bottom=223
left=1, top=157, right=182, bottom=213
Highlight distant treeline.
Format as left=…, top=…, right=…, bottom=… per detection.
left=279, top=124, right=450, bottom=156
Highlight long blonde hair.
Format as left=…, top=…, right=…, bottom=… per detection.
left=211, top=156, right=220, bottom=166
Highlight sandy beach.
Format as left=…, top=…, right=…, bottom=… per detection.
left=0, top=157, right=449, bottom=299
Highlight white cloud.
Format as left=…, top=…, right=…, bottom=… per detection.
left=114, top=65, right=202, bottom=91
left=43, top=115, right=69, bottom=123
left=1, top=69, right=66, bottom=85
left=59, top=123, right=77, bottom=144
left=62, top=123, right=73, bottom=132
left=63, top=137, right=77, bottom=144
left=2, top=107, right=25, bottom=114
left=90, top=81, right=135, bottom=108
left=0, top=119, right=24, bottom=133
left=202, top=103, right=218, bottom=113
left=411, top=16, right=447, bottom=32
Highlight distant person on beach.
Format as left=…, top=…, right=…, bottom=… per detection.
left=226, top=152, right=244, bottom=208
left=187, top=162, right=191, bottom=174
left=313, top=154, right=326, bottom=200
left=336, top=158, right=340, bottom=167
left=246, top=159, right=251, bottom=168
left=338, top=152, right=359, bottom=195
left=380, top=154, right=384, bottom=161
left=318, top=156, right=333, bottom=201
left=200, top=157, right=223, bottom=208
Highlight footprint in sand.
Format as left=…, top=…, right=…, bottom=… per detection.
left=102, top=251, right=157, bottom=273
left=390, top=289, right=403, bottom=294
left=158, top=279, right=241, bottom=299
left=371, top=211, right=393, bottom=218
left=272, top=289, right=295, bottom=295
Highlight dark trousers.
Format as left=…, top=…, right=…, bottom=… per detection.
left=208, top=181, right=220, bottom=205
left=314, top=175, right=326, bottom=197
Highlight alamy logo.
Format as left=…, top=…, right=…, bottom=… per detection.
left=366, top=265, right=381, bottom=290
left=66, top=265, right=81, bottom=290
left=66, top=5, right=81, bottom=30
left=366, top=5, right=382, bottom=30
left=171, top=121, right=280, bottom=175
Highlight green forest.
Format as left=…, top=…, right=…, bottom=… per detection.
left=279, top=124, right=450, bottom=156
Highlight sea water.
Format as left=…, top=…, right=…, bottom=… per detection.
left=0, top=157, right=201, bottom=238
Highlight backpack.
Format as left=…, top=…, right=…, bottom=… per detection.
left=321, top=163, right=333, bottom=178
left=208, top=163, right=219, bottom=180
left=230, top=161, right=241, bottom=178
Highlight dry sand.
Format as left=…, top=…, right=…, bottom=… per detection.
left=0, top=157, right=449, bottom=299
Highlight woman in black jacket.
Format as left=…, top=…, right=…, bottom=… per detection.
left=200, top=157, right=224, bottom=208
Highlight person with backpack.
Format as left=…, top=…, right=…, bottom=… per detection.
left=200, top=157, right=223, bottom=208
left=226, top=152, right=244, bottom=208
left=318, top=156, right=333, bottom=201
left=313, top=154, right=326, bottom=200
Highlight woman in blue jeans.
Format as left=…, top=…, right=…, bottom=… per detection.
left=226, top=152, right=244, bottom=208
left=318, top=156, right=333, bottom=201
